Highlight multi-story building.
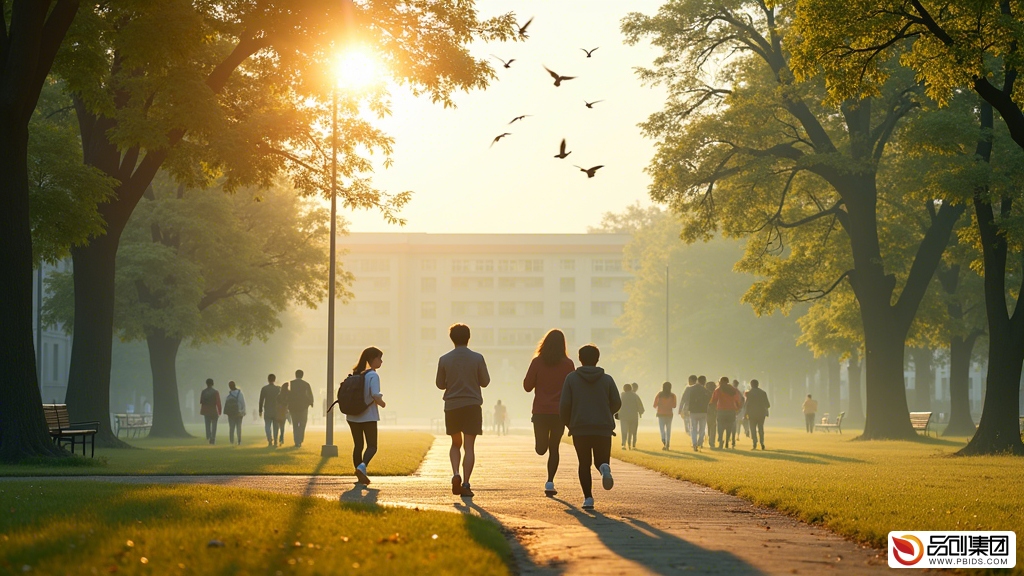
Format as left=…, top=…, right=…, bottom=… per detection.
left=32, top=260, right=74, bottom=404
left=292, top=232, right=633, bottom=420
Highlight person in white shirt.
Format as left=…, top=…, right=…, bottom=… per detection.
left=225, top=381, right=247, bottom=446
left=348, top=346, right=386, bottom=485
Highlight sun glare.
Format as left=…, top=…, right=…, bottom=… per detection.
left=334, top=51, right=376, bottom=89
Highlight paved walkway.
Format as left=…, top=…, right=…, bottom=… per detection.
left=15, top=435, right=888, bottom=575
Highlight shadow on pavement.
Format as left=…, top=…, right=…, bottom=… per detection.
left=554, top=497, right=767, bottom=576
left=455, top=499, right=565, bottom=576
left=339, top=484, right=381, bottom=506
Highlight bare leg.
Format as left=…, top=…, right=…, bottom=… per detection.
left=449, top=433, right=463, bottom=477
left=462, top=433, right=477, bottom=483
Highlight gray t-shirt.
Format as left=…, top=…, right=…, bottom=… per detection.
left=435, top=347, right=490, bottom=411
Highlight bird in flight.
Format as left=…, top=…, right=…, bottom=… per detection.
left=518, top=17, right=534, bottom=38
left=574, top=165, right=604, bottom=178
left=509, top=115, right=531, bottom=124
left=491, top=55, right=515, bottom=69
left=581, top=47, right=599, bottom=58
left=554, top=138, right=571, bottom=159
left=584, top=100, right=604, bottom=109
left=490, top=133, right=512, bottom=147
left=543, top=66, right=576, bottom=87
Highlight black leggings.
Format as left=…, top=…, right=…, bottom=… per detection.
left=572, top=435, right=611, bottom=499
left=532, top=414, right=565, bottom=482
left=348, top=420, right=378, bottom=468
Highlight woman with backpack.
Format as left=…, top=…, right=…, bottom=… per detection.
left=273, top=382, right=290, bottom=446
left=224, top=381, right=247, bottom=445
left=653, top=382, right=677, bottom=450
left=347, top=346, right=386, bottom=485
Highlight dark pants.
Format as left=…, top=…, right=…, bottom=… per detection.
left=706, top=411, right=716, bottom=446
left=348, top=420, right=378, bottom=468
left=717, top=410, right=736, bottom=447
left=572, top=435, right=611, bottom=499
left=228, top=414, right=243, bottom=445
left=749, top=415, right=765, bottom=447
left=264, top=415, right=275, bottom=443
left=805, top=413, right=815, bottom=433
left=620, top=416, right=638, bottom=448
left=273, top=418, right=286, bottom=444
left=204, top=414, right=218, bottom=443
left=532, top=414, right=565, bottom=482
left=291, top=409, right=309, bottom=445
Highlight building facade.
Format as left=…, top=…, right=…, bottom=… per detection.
left=32, top=260, right=74, bottom=404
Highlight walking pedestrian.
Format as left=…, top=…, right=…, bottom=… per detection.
left=745, top=379, right=771, bottom=450
left=629, top=383, right=643, bottom=448
left=703, top=378, right=717, bottom=447
left=348, top=347, right=386, bottom=485
left=224, top=381, right=246, bottom=445
left=259, top=374, right=280, bottom=447
left=436, top=323, right=490, bottom=498
left=710, top=377, right=743, bottom=449
left=273, top=382, right=290, bottom=445
left=559, top=344, right=621, bottom=510
left=617, top=384, right=643, bottom=450
left=288, top=370, right=314, bottom=447
left=680, top=375, right=711, bottom=451
left=494, top=400, right=508, bottom=435
left=734, top=380, right=750, bottom=438
left=802, top=394, right=818, bottom=433
left=523, top=329, right=574, bottom=496
left=653, top=382, right=677, bottom=450
left=199, top=378, right=221, bottom=445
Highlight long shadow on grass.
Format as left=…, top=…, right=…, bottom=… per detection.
left=455, top=500, right=564, bottom=576
left=633, top=449, right=717, bottom=462
left=713, top=448, right=835, bottom=465
left=264, top=456, right=331, bottom=571
left=553, top=497, right=766, bottom=575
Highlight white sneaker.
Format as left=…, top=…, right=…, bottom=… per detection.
left=600, top=463, right=614, bottom=490
left=544, top=481, right=557, bottom=497
left=582, top=497, right=594, bottom=509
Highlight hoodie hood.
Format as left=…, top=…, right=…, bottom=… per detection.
left=720, top=383, right=737, bottom=395
left=576, top=366, right=606, bottom=383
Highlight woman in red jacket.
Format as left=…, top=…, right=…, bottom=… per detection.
left=709, top=376, right=744, bottom=449
left=524, top=329, right=575, bottom=497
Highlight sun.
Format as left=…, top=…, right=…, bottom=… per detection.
left=334, top=51, right=376, bottom=89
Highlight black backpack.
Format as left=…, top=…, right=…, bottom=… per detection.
left=223, top=390, right=240, bottom=416
left=328, top=372, right=372, bottom=415
left=686, top=385, right=710, bottom=412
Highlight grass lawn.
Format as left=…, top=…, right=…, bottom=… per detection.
left=0, top=427, right=433, bottom=476
left=0, top=481, right=509, bottom=575
left=613, top=427, right=1024, bottom=568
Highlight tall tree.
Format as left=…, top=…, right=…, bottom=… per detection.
left=623, top=0, right=964, bottom=438
left=54, top=0, right=518, bottom=445
left=45, top=176, right=338, bottom=437
left=0, top=0, right=82, bottom=461
left=791, top=0, right=1024, bottom=454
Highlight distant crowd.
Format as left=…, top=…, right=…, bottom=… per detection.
left=197, top=371, right=315, bottom=447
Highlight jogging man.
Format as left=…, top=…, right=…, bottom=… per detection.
left=436, top=323, right=490, bottom=497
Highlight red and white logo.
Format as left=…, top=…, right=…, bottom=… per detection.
left=891, top=534, right=925, bottom=566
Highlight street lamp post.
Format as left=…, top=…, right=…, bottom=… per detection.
left=321, top=83, right=340, bottom=458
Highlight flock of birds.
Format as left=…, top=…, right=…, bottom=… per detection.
left=488, top=17, right=605, bottom=180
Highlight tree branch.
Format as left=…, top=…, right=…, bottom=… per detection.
left=794, top=270, right=853, bottom=302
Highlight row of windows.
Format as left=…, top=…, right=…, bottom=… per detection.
left=355, top=275, right=628, bottom=294
left=422, top=301, right=623, bottom=318
left=415, top=258, right=633, bottom=272
left=416, top=327, right=621, bottom=345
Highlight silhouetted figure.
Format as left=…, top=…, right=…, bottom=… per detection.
left=348, top=347, right=386, bottom=485
left=584, top=100, right=603, bottom=108
left=544, top=66, right=576, bottom=87
left=509, top=115, right=531, bottom=124
left=224, top=380, right=246, bottom=446
left=745, top=379, right=771, bottom=450
left=494, top=400, right=508, bottom=435
left=560, top=344, right=621, bottom=510
left=491, top=55, right=515, bottom=68
left=710, top=377, right=743, bottom=449
left=681, top=374, right=711, bottom=452
left=802, top=394, right=818, bottom=433
left=524, top=329, right=575, bottom=496
left=617, top=383, right=643, bottom=450
left=436, top=323, right=490, bottom=498
left=518, top=16, right=534, bottom=38
left=734, top=380, right=750, bottom=438
left=703, top=378, right=716, bottom=447
left=574, top=165, right=604, bottom=178
left=490, top=132, right=511, bottom=147
left=289, top=370, right=314, bottom=447
left=273, top=382, right=290, bottom=445
left=653, top=382, right=677, bottom=450
left=554, top=138, right=571, bottom=159
left=259, top=374, right=280, bottom=447
left=581, top=47, right=599, bottom=58
left=199, top=378, right=221, bottom=445
left=628, top=383, right=643, bottom=448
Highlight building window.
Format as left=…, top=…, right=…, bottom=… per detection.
left=560, top=259, right=576, bottom=271
left=421, top=301, right=436, bottom=319
left=422, top=277, right=436, bottom=292
left=474, top=328, right=495, bottom=345
left=452, top=302, right=494, bottom=316
left=591, top=301, right=624, bottom=316
left=592, top=259, right=622, bottom=272
left=339, top=301, right=390, bottom=316
left=421, top=259, right=436, bottom=271
left=592, top=328, right=622, bottom=344
left=498, top=277, right=543, bottom=290
left=476, top=259, right=494, bottom=272
left=421, top=327, right=436, bottom=340
left=453, top=277, right=494, bottom=291
left=498, top=328, right=545, bottom=345
left=339, top=328, right=390, bottom=345
left=497, top=259, right=544, bottom=272
left=359, top=259, right=390, bottom=272
left=560, top=302, right=575, bottom=319
left=560, top=278, right=575, bottom=293
left=591, top=277, right=627, bottom=290
left=51, top=342, right=59, bottom=382
left=499, top=302, right=544, bottom=316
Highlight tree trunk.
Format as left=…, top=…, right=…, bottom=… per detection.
left=847, top=348, right=864, bottom=426
left=910, top=347, right=933, bottom=412
left=943, top=334, right=978, bottom=437
left=827, top=354, right=841, bottom=419
left=0, top=122, right=66, bottom=461
left=145, top=329, right=191, bottom=437
left=960, top=335, right=1024, bottom=455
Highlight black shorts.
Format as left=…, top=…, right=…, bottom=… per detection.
left=445, top=404, right=483, bottom=436
left=532, top=413, right=564, bottom=436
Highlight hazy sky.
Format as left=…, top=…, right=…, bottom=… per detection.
left=347, top=0, right=668, bottom=234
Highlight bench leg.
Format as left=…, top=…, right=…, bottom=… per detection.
left=91, top=435, right=95, bottom=458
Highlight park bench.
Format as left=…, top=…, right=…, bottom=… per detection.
left=814, top=411, right=845, bottom=434
left=113, top=413, right=152, bottom=438
left=381, top=413, right=398, bottom=426
left=430, top=417, right=444, bottom=434
left=43, top=404, right=98, bottom=457
left=910, top=411, right=933, bottom=436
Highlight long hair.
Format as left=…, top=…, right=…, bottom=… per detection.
left=534, top=329, right=568, bottom=366
left=658, top=381, right=672, bottom=398
left=352, top=346, right=383, bottom=374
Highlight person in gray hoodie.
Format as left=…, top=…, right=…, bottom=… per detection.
left=559, top=344, right=622, bottom=510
